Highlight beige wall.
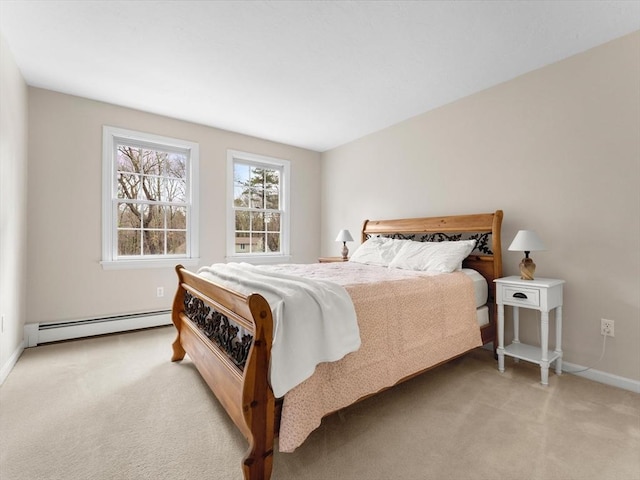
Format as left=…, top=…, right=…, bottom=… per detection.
left=0, top=35, right=28, bottom=376
left=321, top=32, right=640, bottom=381
left=27, top=89, right=321, bottom=324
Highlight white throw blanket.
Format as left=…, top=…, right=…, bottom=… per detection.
left=197, top=263, right=361, bottom=398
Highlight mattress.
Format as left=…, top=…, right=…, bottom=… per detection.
left=476, top=305, right=489, bottom=327
left=460, top=268, right=489, bottom=327
left=461, top=268, right=488, bottom=308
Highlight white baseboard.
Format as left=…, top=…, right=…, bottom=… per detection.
left=562, top=361, right=640, bottom=394
left=24, top=310, right=172, bottom=347
left=0, top=343, right=24, bottom=385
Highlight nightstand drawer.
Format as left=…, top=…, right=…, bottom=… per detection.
left=502, top=286, right=540, bottom=307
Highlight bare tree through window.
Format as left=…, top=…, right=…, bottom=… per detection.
left=116, top=144, right=188, bottom=256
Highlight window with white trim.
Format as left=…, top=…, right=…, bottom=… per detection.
left=227, top=150, right=290, bottom=263
left=102, top=126, right=199, bottom=269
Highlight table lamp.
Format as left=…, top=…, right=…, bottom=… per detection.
left=508, top=230, right=546, bottom=280
left=335, top=229, right=354, bottom=260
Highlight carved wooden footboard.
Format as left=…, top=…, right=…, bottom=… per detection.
left=171, top=266, right=276, bottom=480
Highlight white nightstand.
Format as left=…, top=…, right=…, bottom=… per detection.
left=494, top=276, right=565, bottom=385
left=318, top=257, right=349, bottom=263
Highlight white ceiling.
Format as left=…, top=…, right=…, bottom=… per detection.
left=1, top=1, right=638, bottom=152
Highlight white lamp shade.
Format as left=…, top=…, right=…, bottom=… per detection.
left=508, top=230, right=546, bottom=252
left=335, top=229, right=354, bottom=242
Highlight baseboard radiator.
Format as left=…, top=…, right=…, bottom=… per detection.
left=24, top=310, right=172, bottom=347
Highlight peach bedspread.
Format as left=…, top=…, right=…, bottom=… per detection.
left=261, top=263, right=482, bottom=452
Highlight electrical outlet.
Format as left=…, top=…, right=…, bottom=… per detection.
left=601, top=318, right=614, bottom=337
left=156, top=287, right=164, bottom=298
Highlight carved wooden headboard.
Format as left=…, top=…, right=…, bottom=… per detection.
left=361, top=210, right=503, bottom=304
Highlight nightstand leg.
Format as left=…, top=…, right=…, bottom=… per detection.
left=512, top=307, right=520, bottom=363
left=540, top=310, right=550, bottom=385
left=555, top=306, right=563, bottom=375
left=497, top=304, right=505, bottom=373
left=513, top=307, right=520, bottom=343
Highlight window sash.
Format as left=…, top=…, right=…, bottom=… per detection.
left=227, top=150, right=290, bottom=261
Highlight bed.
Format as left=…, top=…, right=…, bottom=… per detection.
left=171, top=210, right=503, bottom=480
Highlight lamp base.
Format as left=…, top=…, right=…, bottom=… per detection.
left=341, top=243, right=349, bottom=260
left=519, top=257, right=536, bottom=280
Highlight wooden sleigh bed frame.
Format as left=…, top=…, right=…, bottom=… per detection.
left=171, top=210, right=503, bottom=480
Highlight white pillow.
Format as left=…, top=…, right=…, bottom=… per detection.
left=388, top=240, right=476, bottom=273
left=349, top=236, right=408, bottom=267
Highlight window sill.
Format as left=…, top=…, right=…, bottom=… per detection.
left=101, top=257, right=200, bottom=270
left=225, top=254, right=292, bottom=265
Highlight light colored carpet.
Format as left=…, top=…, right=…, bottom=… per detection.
left=1, top=326, right=638, bottom=480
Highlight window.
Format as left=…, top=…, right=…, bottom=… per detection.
left=227, top=150, right=290, bottom=263
left=102, top=126, right=199, bottom=269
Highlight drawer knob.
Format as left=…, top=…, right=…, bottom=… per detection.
left=513, top=292, right=528, bottom=299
